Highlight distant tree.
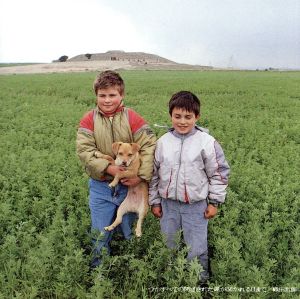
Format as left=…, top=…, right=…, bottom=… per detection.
left=58, top=55, right=68, bottom=62
left=85, top=53, right=92, bottom=59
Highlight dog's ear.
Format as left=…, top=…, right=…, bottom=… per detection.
left=130, top=143, right=140, bottom=154
left=112, top=142, right=123, bottom=155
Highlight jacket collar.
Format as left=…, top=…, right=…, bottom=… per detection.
left=169, top=126, right=209, bottom=139
left=96, top=104, right=125, bottom=117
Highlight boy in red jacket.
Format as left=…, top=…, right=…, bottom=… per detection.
left=77, top=70, right=156, bottom=267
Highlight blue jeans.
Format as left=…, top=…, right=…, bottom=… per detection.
left=89, top=178, right=136, bottom=267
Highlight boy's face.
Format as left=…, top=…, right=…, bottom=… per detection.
left=171, top=107, right=199, bottom=135
left=97, top=86, right=123, bottom=114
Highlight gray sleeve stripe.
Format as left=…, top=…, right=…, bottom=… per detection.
left=135, top=124, right=154, bottom=135
left=78, top=127, right=94, bottom=136
left=214, top=141, right=230, bottom=184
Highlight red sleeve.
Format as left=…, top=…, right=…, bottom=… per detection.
left=79, top=110, right=94, bottom=131
left=127, top=108, right=146, bottom=133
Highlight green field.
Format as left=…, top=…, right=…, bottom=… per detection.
left=0, top=70, right=299, bottom=298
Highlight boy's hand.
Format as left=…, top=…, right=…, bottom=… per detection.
left=204, top=204, right=218, bottom=219
left=121, top=176, right=142, bottom=187
left=151, top=205, right=162, bottom=218
left=106, top=165, right=125, bottom=176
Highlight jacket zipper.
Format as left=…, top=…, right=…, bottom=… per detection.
left=109, top=116, right=115, bottom=142
left=175, top=136, right=185, bottom=200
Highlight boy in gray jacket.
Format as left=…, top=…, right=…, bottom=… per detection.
left=149, top=91, right=230, bottom=283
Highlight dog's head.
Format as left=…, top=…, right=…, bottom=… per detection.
left=112, top=142, right=140, bottom=167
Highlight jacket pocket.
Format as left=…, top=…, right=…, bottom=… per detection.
left=165, top=169, right=173, bottom=198
left=158, top=167, right=174, bottom=199
left=185, top=164, right=208, bottom=201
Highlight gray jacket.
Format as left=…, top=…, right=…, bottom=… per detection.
left=149, top=127, right=230, bottom=205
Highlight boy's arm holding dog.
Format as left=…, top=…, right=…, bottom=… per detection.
left=77, top=128, right=111, bottom=180
left=133, top=129, right=156, bottom=180
left=94, top=151, right=126, bottom=179
left=121, top=130, right=156, bottom=186
left=76, top=112, right=124, bottom=180
left=127, top=108, right=156, bottom=183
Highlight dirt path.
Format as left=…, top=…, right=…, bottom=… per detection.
left=0, top=60, right=210, bottom=75
left=0, top=60, right=136, bottom=75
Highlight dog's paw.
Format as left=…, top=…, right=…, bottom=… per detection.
left=104, top=226, right=113, bottom=231
left=108, top=183, right=115, bottom=188
left=94, top=152, right=101, bottom=158
left=135, top=229, right=142, bottom=237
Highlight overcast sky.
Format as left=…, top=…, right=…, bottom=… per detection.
left=0, top=0, right=299, bottom=69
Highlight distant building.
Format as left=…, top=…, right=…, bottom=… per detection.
left=68, top=50, right=175, bottom=64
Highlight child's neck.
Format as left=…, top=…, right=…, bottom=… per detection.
left=98, top=104, right=124, bottom=117
left=172, top=127, right=197, bottom=138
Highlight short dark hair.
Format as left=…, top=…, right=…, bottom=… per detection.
left=93, top=70, right=125, bottom=95
left=169, top=91, right=200, bottom=116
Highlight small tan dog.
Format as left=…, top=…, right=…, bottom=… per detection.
left=95, top=142, right=149, bottom=237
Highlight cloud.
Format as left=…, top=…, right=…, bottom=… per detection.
left=99, top=0, right=300, bottom=68
left=0, top=0, right=146, bottom=62
left=0, top=0, right=299, bottom=68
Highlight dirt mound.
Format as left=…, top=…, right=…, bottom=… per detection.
left=0, top=51, right=212, bottom=75
left=68, top=50, right=175, bottom=64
